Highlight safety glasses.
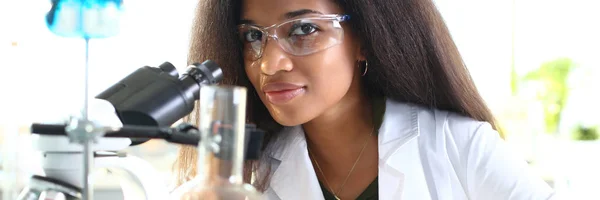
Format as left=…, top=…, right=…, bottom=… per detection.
left=237, top=14, right=350, bottom=61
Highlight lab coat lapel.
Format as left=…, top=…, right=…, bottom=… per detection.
left=267, top=126, right=324, bottom=200
left=378, top=101, right=431, bottom=200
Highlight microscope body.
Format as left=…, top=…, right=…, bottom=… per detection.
left=22, top=57, right=224, bottom=199
left=19, top=99, right=169, bottom=200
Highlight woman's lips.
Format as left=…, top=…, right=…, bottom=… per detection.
left=262, top=83, right=306, bottom=104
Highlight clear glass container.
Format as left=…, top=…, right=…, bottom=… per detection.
left=181, top=85, right=263, bottom=200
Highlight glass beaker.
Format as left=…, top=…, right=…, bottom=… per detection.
left=182, top=85, right=263, bottom=200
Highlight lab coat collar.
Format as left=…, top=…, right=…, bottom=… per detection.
left=378, top=100, right=420, bottom=159
left=266, top=125, right=323, bottom=200
left=377, top=101, right=424, bottom=199
left=265, top=100, right=421, bottom=200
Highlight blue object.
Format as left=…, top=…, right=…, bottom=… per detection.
left=46, top=0, right=123, bottom=38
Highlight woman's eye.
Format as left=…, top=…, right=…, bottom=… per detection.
left=244, top=30, right=262, bottom=42
left=290, top=23, right=318, bottom=36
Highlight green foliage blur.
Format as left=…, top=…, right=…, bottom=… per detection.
left=522, top=58, right=575, bottom=134
left=572, top=125, right=599, bottom=141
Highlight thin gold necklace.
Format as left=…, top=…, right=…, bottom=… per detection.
left=308, top=130, right=373, bottom=200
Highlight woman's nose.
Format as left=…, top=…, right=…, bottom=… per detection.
left=260, top=39, right=293, bottom=75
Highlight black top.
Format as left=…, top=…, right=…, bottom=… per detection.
left=320, top=177, right=379, bottom=200
left=317, top=96, right=386, bottom=200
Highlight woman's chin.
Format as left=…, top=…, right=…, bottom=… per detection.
left=267, top=108, right=313, bottom=127
left=270, top=113, right=305, bottom=127
left=274, top=120, right=302, bottom=127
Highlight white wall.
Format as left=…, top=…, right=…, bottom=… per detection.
left=1, top=0, right=199, bottom=123
left=434, top=0, right=514, bottom=111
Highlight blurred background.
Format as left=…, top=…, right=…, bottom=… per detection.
left=1, top=0, right=599, bottom=199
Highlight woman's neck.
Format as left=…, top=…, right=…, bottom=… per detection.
left=302, top=89, right=376, bottom=167
left=302, top=89, right=380, bottom=199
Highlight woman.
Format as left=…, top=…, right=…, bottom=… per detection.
left=174, top=0, right=556, bottom=199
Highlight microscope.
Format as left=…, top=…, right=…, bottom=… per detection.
left=16, top=1, right=265, bottom=200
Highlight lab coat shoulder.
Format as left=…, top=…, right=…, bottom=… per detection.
left=407, top=102, right=557, bottom=200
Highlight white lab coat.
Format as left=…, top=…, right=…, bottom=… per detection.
left=256, top=100, right=557, bottom=200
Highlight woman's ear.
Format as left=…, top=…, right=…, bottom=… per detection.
left=355, top=45, right=367, bottom=61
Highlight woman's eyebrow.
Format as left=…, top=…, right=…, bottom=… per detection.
left=239, top=9, right=323, bottom=25
left=283, top=9, right=323, bottom=19
left=239, top=19, right=255, bottom=25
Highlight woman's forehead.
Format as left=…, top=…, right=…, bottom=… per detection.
left=240, top=0, right=341, bottom=25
